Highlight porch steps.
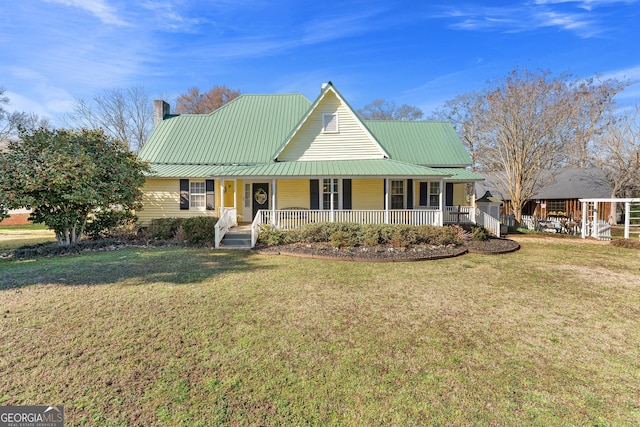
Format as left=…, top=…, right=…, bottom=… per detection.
left=219, top=224, right=252, bottom=249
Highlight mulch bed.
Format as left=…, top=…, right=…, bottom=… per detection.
left=254, top=237, right=520, bottom=262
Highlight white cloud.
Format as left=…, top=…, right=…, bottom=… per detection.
left=433, top=0, right=637, bottom=38
left=42, top=0, right=128, bottom=26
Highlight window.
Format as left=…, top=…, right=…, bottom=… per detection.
left=322, top=113, right=338, bottom=133
left=244, top=184, right=251, bottom=208
left=322, top=179, right=339, bottom=210
left=189, top=181, right=205, bottom=209
left=419, top=181, right=441, bottom=208
left=547, top=200, right=566, bottom=215
left=391, top=180, right=404, bottom=209
left=429, top=182, right=440, bottom=208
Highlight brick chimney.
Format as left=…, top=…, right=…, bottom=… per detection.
left=153, top=100, right=170, bottom=128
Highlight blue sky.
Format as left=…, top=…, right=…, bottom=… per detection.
left=1, top=0, right=640, bottom=125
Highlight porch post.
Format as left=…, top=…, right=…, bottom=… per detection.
left=271, top=179, right=276, bottom=226
left=233, top=180, right=237, bottom=209
left=581, top=201, right=588, bottom=239
left=438, top=180, right=444, bottom=226
left=384, top=178, right=389, bottom=224
left=330, top=179, right=335, bottom=223
left=592, top=202, right=599, bottom=238
left=625, top=201, right=631, bottom=239
left=220, top=179, right=225, bottom=217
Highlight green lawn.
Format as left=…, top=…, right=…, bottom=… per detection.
left=1, top=238, right=639, bottom=426
left=0, top=225, right=56, bottom=252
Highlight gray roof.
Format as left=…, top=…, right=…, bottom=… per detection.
left=475, top=168, right=613, bottom=201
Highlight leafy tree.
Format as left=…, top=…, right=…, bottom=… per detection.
left=0, top=128, right=150, bottom=245
left=357, top=99, right=423, bottom=120
left=66, top=86, right=153, bottom=152
left=175, top=85, right=241, bottom=114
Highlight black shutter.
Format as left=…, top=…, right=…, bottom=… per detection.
left=419, top=182, right=428, bottom=207
left=342, top=179, right=352, bottom=210
left=446, top=183, right=454, bottom=207
left=407, top=179, right=413, bottom=210
left=206, top=179, right=215, bottom=210
left=310, top=179, right=319, bottom=209
left=180, top=179, right=189, bottom=210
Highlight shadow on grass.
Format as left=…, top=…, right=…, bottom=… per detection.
left=0, top=247, right=270, bottom=290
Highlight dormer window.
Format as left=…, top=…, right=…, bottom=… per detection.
left=322, top=113, right=338, bottom=133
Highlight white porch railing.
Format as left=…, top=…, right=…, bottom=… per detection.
left=443, top=206, right=476, bottom=224
left=248, top=207, right=504, bottom=245
left=214, top=207, right=237, bottom=248
left=475, top=209, right=501, bottom=238
left=255, top=209, right=445, bottom=231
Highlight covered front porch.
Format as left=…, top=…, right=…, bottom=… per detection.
left=194, top=161, right=489, bottom=248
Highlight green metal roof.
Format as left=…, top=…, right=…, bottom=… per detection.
left=219, top=159, right=450, bottom=178
left=146, top=163, right=225, bottom=178
left=435, top=168, right=484, bottom=182
left=139, top=94, right=312, bottom=164
left=141, top=85, right=475, bottom=180
left=364, top=121, right=472, bottom=167
left=146, top=159, right=452, bottom=179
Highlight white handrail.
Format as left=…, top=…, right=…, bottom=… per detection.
left=214, top=207, right=237, bottom=248
left=475, top=209, right=501, bottom=237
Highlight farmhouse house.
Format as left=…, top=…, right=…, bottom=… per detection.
left=137, top=82, right=492, bottom=245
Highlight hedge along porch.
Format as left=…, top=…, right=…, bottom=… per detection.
left=137, top=82, right=487, bottom=246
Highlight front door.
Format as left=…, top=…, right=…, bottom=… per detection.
left=252, top=183, right=269, bottom=219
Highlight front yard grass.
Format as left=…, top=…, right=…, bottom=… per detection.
left=0, top=225, right=55, bottom=252
left=1, top=239, right=639, bottom=425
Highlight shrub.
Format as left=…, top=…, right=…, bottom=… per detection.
left=182, top=216, right=218, bottom=244
left=330, top=230, right=357, bottom=248
left=257, top=224, right=287, bottom=246
left=85, top=209, right=138, bottom=240
left=470, top=226, right=490, bottom=241
left=147, top=218, right=185, bottom=240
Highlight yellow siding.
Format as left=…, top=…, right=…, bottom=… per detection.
left=452, top=183, right=469, bottom=206
left=223, top=181, right=235, bottom=207
left=138, top=178, right=218, bottom=226
left=277, top=179, right=309, bottom=209
left=278, top=91, right=385, bottom=161
left=353, top=179, right=384, bottom=210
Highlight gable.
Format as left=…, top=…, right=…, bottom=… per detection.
left=276, top=87, right=388, bottom=162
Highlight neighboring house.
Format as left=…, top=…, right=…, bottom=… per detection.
left=0, top=208, right=32, bottom=226
left=137, top=82, right=488, bottom=240
left=475, top=168, right=613, bottom=221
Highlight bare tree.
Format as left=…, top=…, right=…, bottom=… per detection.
left=594, top=105, right=640, bottom=201
left=66, top=86, right=153, bottom=152
left=430, top=92, right=487, bottom=171
left=358, top=99, right=423, bottom=121
left=437, top=69, right=624, bottom=223
left=564, top=77, right=624, bottom=168
left=0, top=86, right=8, bottom=118
left=0, top=88, right=50, bottom=146
left=175, top=85, right=241, bottom=114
